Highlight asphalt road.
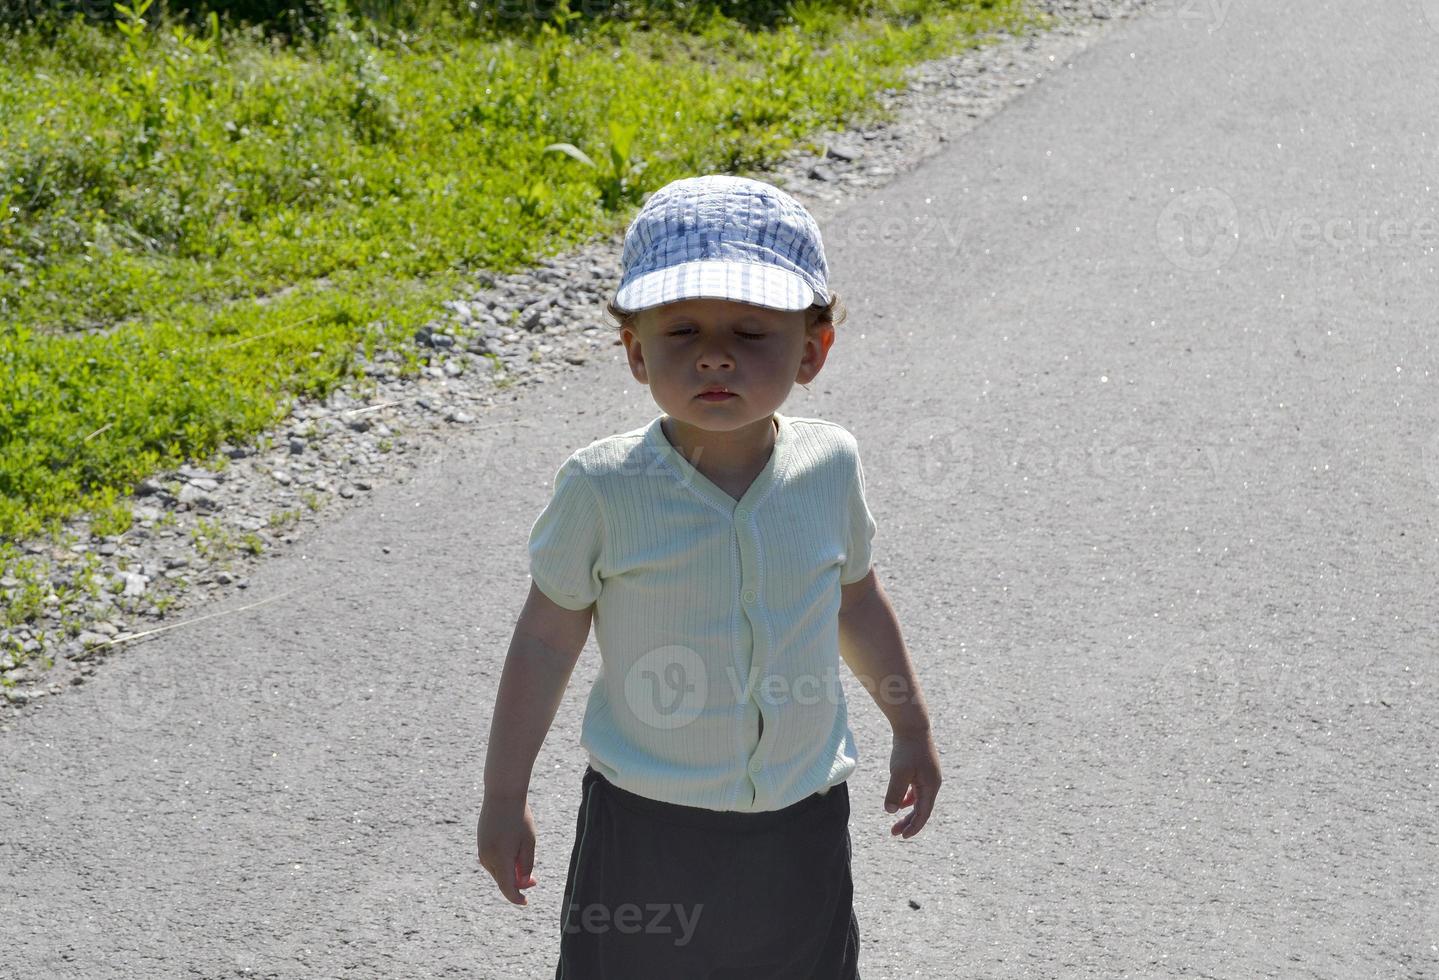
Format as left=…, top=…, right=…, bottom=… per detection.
left=4, top=1, right=1437, bottom=977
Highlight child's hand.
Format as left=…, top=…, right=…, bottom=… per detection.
left=884, top=729, right=942, bottom=839
left=477, top=793, right=540, bottom=906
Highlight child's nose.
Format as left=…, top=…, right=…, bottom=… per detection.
left=696, top=345, right=736, bottom=369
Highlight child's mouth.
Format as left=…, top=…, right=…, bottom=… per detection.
left=697, top=392, right=735, bottom=401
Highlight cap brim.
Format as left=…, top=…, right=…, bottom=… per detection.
left=614, top=259, right=824, bottom=314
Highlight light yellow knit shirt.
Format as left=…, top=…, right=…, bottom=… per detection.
left=528, top=411, right=877, bottom=812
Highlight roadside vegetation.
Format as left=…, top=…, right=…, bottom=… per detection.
left=0, top=0, right=1039, bottom=625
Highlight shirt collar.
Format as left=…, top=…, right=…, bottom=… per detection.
left=645, top=412, right=791, bottom=516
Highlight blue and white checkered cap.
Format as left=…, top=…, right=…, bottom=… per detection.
left=613, top=175, right=829, bottom=314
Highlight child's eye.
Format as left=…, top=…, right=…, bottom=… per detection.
left=667, top=328, right=766, bottom=339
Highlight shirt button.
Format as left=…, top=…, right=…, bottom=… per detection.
left=749, top=760, right=763, bottom=772
left=736, top=509, right=747, bottom=520
left=742, top=589, right=756, bottom=603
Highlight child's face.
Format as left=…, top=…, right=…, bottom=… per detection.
left=621, top=298, right=834, bottom=434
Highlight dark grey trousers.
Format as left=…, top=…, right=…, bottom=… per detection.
left=553, top=765, right=861, bottom=980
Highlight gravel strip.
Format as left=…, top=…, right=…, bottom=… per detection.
left=0, top=0, right=1163, bottom=727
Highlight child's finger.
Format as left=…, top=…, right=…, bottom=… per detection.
left=885, top=783, right=917, bottom=814
left=518, top=836, right=537, bottom=889
left=509, top=857, right=531, bottom=904
left=515, top=865, right=537, bottom=891
left=490, top=861, right=525, bottom=905
left=898, top=785, right=937, bottom=839
left=883, top=774, right=912, bottom=813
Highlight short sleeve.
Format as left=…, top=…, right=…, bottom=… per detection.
left=527, top=456, right=604, bottom=610
left=839, top=443, right=878, bottom=585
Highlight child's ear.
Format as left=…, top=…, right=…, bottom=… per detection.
left=797, top=324, right=835, bottom=384
left=621, top=328, right=649, bottom=383
left=811, top=323, right=836, bottom=358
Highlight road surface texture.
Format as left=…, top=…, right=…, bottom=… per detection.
left=4, top=1, right=1437, bottom=978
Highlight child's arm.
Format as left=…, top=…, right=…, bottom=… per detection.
left=838, top=567, right=943, bottom=840
left=477, top=581, right=593, bottom=905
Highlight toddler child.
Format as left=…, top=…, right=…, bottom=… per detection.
left=477, top=174, right=942, bottom=979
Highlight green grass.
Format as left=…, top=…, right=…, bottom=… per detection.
left=0, top=0, right=1042, bottom=609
